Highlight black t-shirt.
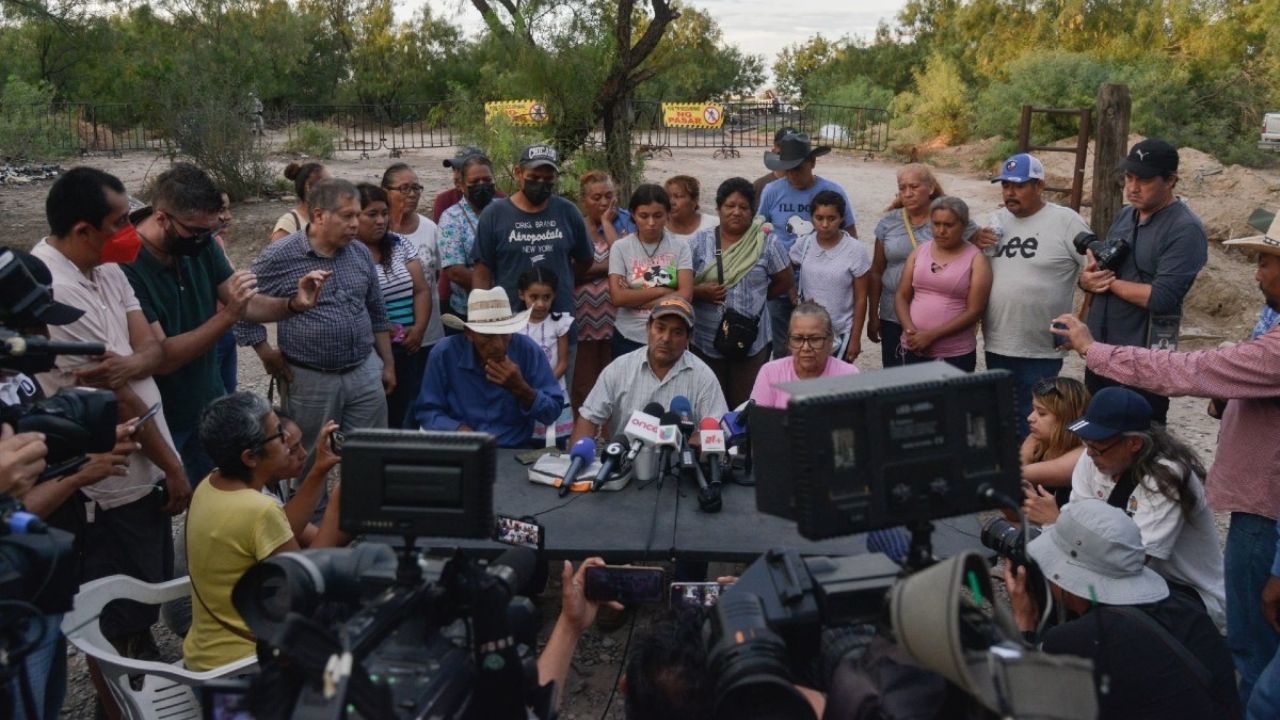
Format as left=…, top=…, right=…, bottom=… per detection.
left=1041, top=593, right=1240, bottom=719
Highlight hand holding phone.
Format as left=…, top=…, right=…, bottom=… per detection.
left=130, top=402, right=162, bottom=435
left=584, top=565, right=665, bottom=604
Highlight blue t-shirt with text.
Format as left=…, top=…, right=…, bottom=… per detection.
left=757, top=176, right=855, bottom=253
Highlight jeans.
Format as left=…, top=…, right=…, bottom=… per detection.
left=169, top=425, right=216, bottom=488
left=1227, top=513, right=1280, bottom=707
left=879, top=319, right=905, bottom=369
left=1249, top=644, right=1280, bottom=720
left=7, top=614, right=65, bottom=720
left=983, top=353, right=1064, bottom=439
left=767, top=295, right=794, bottom=360
left=215, top=329, right=237, bottom=394
left=388, top=342, right=429, bottom=430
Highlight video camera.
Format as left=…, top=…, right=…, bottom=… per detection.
left=222, top=430, right=557, bottom=720
left=707, top=363, right=1098, bottom=720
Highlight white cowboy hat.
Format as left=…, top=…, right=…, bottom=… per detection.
left=441, top=287, right=530, bottom=334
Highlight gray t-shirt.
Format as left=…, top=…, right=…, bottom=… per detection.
left=983, top=203, right=1090, bottom=358
left=1084, top=200, right=1207, bottom=348
left=608, top=230, right=693, bottom=343
left=874, top=210, right=978, bottom=323
left=790, top=231, right=872, bottom=337
left=471, top=196, right=593, bottom=315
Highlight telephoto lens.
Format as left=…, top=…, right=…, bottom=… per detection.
left=979, top=517, right=1041, bottom=566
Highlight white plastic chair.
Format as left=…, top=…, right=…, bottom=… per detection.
left=61, top=575, right=258, bottom=720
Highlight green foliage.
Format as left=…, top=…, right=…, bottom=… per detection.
left=972, top=51, right=1121, bottom=144
left=0, top=75, right=77, bottom=160
left=282, top=121, right=342, bottom=159
left=903, top=53, right=971, bottom=143
left=641, top=6, right=764, bottom=100
left=772, top=35, right=838, bottom=99
left=813, top=76, right=894, bottom=112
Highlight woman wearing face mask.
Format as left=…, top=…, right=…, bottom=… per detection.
left=571, top=171, right=635, bottom=414
left=382, top=163, right=444, bottom=360
left=439, top=155, right=499, bottom=326
left=356, top=183, right=431, bottom=428
left=607, top=184, right=694, bottom=356
left=272, top=162, right=329, bottom=242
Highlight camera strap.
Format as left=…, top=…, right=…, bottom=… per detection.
left=1105, top=475, right=1139, bottom=516
left=184, top=510, right=256, bottom=642
left=1102, top=605, right=1214, bottom=693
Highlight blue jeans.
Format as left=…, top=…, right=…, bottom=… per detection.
left=7, top=614, right=64, bottom=720
left=215, top=329, right=237, bottom=394
left=1227, top=513, right=1280, bottom=707
left=767, top=295, right=794, bottom=360
left=983, top=353, right=1064, bottom=439
left=169, top=425, right=216, bottom=488
left=1250, top=644, right=1280, bottom=720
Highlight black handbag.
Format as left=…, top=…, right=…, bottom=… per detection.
left=711, top=231, right=761, bottom=359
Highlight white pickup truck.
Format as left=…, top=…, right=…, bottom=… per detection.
left=1262, top=112, right=1280, bottom=151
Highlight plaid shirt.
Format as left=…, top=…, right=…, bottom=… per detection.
left=235, top=231, right=389, bottom=369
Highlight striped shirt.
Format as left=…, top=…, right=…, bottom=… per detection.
left=373, top=234, right=419, bottom=332
left=689, top=228, right=789, bottom=359
left=235, top=231, right=390, bottom=370
left=575, top=209, right=635, bottom=341
left=580, top=346, right=729, bottom=437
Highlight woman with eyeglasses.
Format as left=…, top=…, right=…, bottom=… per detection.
left=271, top=162, right=330, bottom=242
left=382, top=163, right=444, bottom=361
left=749, top=301, right=857, bottom=409
left=439, top=155, right=500, bottom=326
left=1018, top=376, right=1090, bottom=525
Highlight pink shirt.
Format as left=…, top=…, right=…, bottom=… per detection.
left=905, top=241, right=980, bottom=358
left=1086, top=328, right=1280, bottom=519
left=750, top=356, right=859, bottom=409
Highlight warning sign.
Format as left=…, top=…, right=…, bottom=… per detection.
left=661, top=103, right=724, bottom=130
left=485, top=100, right=550, bottom=126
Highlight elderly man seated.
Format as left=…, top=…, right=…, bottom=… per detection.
left=183, top=393, right=346, bottom=672
left=414, top=287, right=564, bottom=447
left=570, top=296, right=727, bottom=444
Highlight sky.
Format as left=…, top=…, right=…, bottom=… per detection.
left=410, top=0, right=910, bottom=88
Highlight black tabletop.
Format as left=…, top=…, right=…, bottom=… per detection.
left=366, top=450, right=986, bottom=564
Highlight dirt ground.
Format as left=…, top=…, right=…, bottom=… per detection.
left=1, top=142, right=1267, bottom=718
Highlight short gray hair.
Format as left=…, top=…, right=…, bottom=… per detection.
left=307, top=178, right=358, bottom=216
left=199, top=392, right=272, bottom=480
left=790, top=300, right=834, bottom=337
left=930, top=195, right=970, bottom=226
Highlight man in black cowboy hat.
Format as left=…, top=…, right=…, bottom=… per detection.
left=757, top=130, right=855, bottom=358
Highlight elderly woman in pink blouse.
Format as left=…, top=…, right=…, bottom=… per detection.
left=749, top=301, right=858, bottom=408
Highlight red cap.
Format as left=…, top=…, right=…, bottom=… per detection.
left=699, top=417, right=720, bottom=432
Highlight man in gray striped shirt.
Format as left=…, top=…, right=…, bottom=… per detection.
left=571, top=296, right=727, bottom=442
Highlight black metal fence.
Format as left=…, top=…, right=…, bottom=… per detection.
left=0, top=100, right=890, bottom=158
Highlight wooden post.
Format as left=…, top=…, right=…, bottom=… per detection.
left=1017, top=105, right=1033, bottom=152
left=1069, top=108, right=1091, bottom=211
left=1091, top=84, right=1131, bottom=236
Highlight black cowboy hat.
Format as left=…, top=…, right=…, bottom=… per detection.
left=763, top=131, right=831, bottom=171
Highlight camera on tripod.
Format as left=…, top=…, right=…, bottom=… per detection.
left=1072, top=231, right=1130, bottom=272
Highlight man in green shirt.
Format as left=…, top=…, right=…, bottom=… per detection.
left=122, top=164, right=329, bottom=483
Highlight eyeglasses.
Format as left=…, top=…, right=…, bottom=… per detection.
left=787, top=334, right=830, bottom=349
left=1083, top=437, right=1124, bottom=455
left=1032, top=378, right=1062, bottom=397
left=252, top=427, right=288, bottom=450
left=169, top=215, right=223, bottom=245
left=389, top=184, right=424, bottom=195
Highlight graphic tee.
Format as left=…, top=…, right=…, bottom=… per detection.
left=608, top=231, right=693, bottom=343
left=757, top=176, right=855, bottom=254
left=471, top=196, right=593, bottom=315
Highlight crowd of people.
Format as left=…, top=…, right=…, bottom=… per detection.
left=1, top=129, right=1279, bottom=720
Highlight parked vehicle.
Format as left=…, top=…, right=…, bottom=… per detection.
left=1261, top=112, right=1280, bottom=152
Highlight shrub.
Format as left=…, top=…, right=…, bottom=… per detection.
left=0, top=76, right=78, bottom=161
left=164, top=98, right=271, bottom=201
left=814, top=76, right=895, bottom=111
left=907, top=54, right=971, bottom=143
left=282, top=121, right=342, bottom=159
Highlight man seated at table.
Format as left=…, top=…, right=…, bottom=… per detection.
left=414, top=287, right=564, bottom=446
left=570, top=296, right=728, bottom=443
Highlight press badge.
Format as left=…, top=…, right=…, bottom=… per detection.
left=1147, top=315, right=1181, bottom=351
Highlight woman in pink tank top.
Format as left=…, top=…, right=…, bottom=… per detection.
left=894, top=196, right=992, bottom=371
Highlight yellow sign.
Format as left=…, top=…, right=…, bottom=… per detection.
left=661, top=102, right=724, bottom=130
left=485, top=100, right=549, bottom=126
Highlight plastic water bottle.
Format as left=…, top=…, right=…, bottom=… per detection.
left=983, top=212, right=1005, bottom=257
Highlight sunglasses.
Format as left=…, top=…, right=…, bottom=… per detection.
left=1033, top=378, right=1062, bottom=397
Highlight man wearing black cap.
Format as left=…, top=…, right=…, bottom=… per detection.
left=1078, top=138, right=1207, bottom=423
left=432, top=145, right=485, bottom=223
left=757, top=131, right=855, bottom=358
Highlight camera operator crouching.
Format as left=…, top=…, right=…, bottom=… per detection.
left=1005, top=500, right=1241, bottom=719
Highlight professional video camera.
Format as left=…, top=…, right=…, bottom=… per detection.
left=1072, top=230, right=1130, bottom=272
left=708, top=363, right=1098, bottom=720
left=221, top=430, right=557, bottom=720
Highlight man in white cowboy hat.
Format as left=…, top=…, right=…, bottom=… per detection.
left=1005, top=500, right=1239, bottom=718
left=413, top=287, right=564, bottom=447
left=757, top=131, right=855, bottom=359
left=1053, top=208, right=1280, bottom=712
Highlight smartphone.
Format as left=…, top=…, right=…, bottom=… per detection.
left=1051, top=321, right=1069, bottom=348
left=670, top=581, right=722, bottom=611
left=493, top=515, right=543, bottom=549
left=200, top=678, right=254, bottom=720
left=130, top=402, right=162, bottom=434
left=584, top=565, right=665, bottom=604
left=328, top=430, right=345, bottom=456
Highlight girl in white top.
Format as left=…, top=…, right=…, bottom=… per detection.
left=790, top=190, right=871, bottom=362
left=517, top=267, right=574, bottom=443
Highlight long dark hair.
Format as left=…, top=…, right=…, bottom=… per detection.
left=1122, top=426, right=1208, bottom=520
left=356, top=182, right=395, bottom=270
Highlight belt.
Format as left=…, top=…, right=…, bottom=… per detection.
left=284, top=354, right=364, bottom=375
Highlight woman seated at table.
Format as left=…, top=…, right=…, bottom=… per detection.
left=183, top=393, right=347, bottom=671
left=749, top=301, right=858, bottom=409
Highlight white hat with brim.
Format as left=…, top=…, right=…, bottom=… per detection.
left=441, top=287, right=530, bottom=335
left=1026, top=499, right=1169, bottom=606
left=1223, top=209, right=1280, bottom=257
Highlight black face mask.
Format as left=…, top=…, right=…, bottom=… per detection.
left=165, top=224, right=213, bottom=258
left=466, top=182, right=496, bottom=210
left=521, top=179, right=554, bottom=206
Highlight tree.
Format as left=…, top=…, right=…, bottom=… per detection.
left=772, top=34, right=837, bottom=98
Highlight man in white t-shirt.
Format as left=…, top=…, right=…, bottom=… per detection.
left=979, top=153, right=1090, bottom=436
left=1065, top=386, right=1226, bottom=631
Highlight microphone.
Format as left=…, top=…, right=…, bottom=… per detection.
left=699, top=416, right=726, bottom=487
left=670, top=395, right=695, bottom=438
left=721, top=398, right=755, bottom=445
left=593, top=433, right=628, bottom=490
left=655, top=411, right=683, bottom=479
left=679, top=433, right=721, bottom=513
left=558, top=437, right=596, bottom=497
left=624, top=402, right=665, bottom=461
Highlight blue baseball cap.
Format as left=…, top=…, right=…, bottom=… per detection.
left=1067, top=387, right=1152, bottom=441
left=991, top=153, right=1046, bottom=184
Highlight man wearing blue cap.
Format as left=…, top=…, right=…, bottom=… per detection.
left=1076, top=139, right=1207, bottom=424
left=979, top=153, right=1090, bottom=435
